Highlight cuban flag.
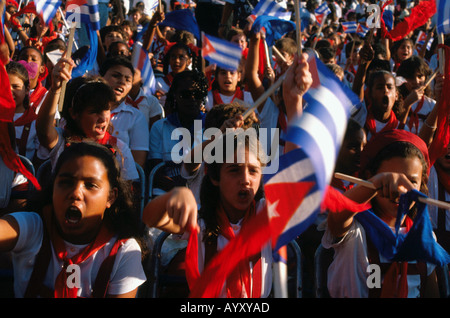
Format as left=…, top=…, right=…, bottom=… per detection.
left=436, top=0, right=450, bottom=34
left=342, top=21, right=358, bottom=33
left=248, top=0, right=292, bottom=23
left=185, top=55, right=363, bottom=298
left=65, top=0, right=100, bottom=30
left=264, top=55, right=361, bottom=251
left=357, top=23, right=369, bottom=37
left=201, top=32, right=242, bottom=71
left=131, top=41, right=156, bottom=95
left=315, top=2, right=331, bottom=25
left=34, top=0, right=62, bottom=25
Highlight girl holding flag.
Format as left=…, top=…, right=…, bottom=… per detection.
left=324, top=129, right=444, bottom=298
left=143, top=52, right=314, bottom=298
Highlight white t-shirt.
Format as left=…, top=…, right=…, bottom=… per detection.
left=125, top=88, right=164, bottom=125
left=427, top=166, right=450, bottom=232
left=205, top=90, right=254, bottom=112
left=322, top=219, right=436, bottom=298
left=10, top=212, right=146, bottom=297
left=403, top=95, right=436, bottom=135
left=110, top=101, right=150, bottom=152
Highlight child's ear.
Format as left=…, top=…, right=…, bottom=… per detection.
left=106, top=187, right=118, bottom=209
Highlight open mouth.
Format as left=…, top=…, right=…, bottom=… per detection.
left=238, top=189, right=250, bottom=200
left=382, top=95, right=390, bottom=106
left=65, top=206, right=82, bottom=225
left=113, top=87, right=124, bottom=96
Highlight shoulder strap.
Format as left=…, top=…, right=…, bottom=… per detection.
left=204, top=234, right=218, bottom=268
left=92, top=238, right=128, bottom=298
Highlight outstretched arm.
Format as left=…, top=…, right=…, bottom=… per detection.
left=142, top=187, right=198, bottom=234
left=36, top=56, right=74, bottom=151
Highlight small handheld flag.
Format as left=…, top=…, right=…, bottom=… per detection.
left=201, top=32, right=242, bottom=71
left=131, top=41, right=156, bottom=95
left=436, top=0, right=450, bottom=34
left=34, top=0, right=62, bottom=25
left=342, top=21, right=358, bottom=34
left=248, top=0, right=292, bottom=23
left=315, top=2, right=331, bottom=25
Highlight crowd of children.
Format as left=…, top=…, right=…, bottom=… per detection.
left=0, top=0, right=449, bottom=299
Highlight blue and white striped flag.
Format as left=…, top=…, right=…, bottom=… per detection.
left=249, top=0, right=292, bottom=22
left=131, top=41, right=156, bottom=95
left=357, top=23, right=369, bottom=37
left=315, top=2, right=331, bottom=25
left=436, top=0, right=450, bottom=34
left=65, top=0, right=100, bottom=30
left=263, top=55, right=360, bottom=251
left=201, top=32, right=242, bottom=71
left=342, top=21, right=358, bottom=33
left=34, top=0, right=62, bottom=25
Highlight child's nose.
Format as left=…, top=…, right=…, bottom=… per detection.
left=68, top=183, right=83, bottom=200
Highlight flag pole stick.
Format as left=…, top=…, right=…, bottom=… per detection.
left=59, top=6, right=78, bottom=51
left=242, top=72, right=286, bottom=120
left=58, top=23, right=76, bottom=112
left=312, top=22, right=324, bottom=50
left=272, top=45, right=287, bottom=63
left=273, top=245, right=288, bottom=298
left=334, top=172, right=450, bottom=210
left=438, top=33, right=445, bottom=74
left=294, top=0, right=302, bottom=54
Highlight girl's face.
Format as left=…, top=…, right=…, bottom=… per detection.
left=110, top=43, right=130, bottom=57
left=169, top=48, right=191, bottom=74
left=337, top=128, right=367, bottom=175
left=217, top=69, right=241, bottom=95
left=230, top=34, right=247, bottom=50
left=71, top=106, right=111, bottom=140
left=19, top=49, right=44, bottom=84
left=396, top=41, right=413, bottom=62
left=53, top=155, right=117, bottom=244
left=102, top=65, right=133, bottom=102
left=8, top=74, right=28, bottom=109
left=213, top=149, right=262, bottom=219
left=368, top=74, right=397, bottom=119
left=405, top=70, right=425, bottom=91
left=374, top=156, right=423, bottom=225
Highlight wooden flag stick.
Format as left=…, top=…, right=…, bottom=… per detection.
left=58, top=23, right=76, bottom=112
left=242, top=72, right=286, bottom=120
left=272, top=45, right=287, bottom=63
left=438, top=33, right=445, bottom=75
left=423, top=69, right=438, bottom=89
left=294, top=0, right=302, bottom=54
left=334, top=172, right=450, bottom=210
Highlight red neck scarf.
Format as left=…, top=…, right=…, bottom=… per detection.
left=365, top=110, right=399, bottom=137
left=125, top=95, right=145, bottom=109
left=212, top=87, right=244, bottom=106
left=185, top=201, right=262, bottom=298
left=380, top=216, right=413, bottom=298
left=407, top=96, right=425, bottom=134
left=216, top=202, right=261, bottom=298
left=14, top=105, right=37, bottom=127
left=44, top=207, right=114, bottom=298
left=29, top=81, right=47, bottom=107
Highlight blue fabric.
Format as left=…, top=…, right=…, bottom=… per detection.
left=159, top=9, right=201, bottom=40
left=355, top=190, right=450, bottom=266
left=250, top=15, right=296, bottom=47
left=72, top=23, right=98, bottom=78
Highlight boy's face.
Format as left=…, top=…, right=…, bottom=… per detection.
left=102, top=65, right=133, bottom=103
left=230, top=34, right=247, bottom=50
left=104, top=31, right=124, bottom=51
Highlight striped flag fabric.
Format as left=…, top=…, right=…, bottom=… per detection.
left=315, top=2, right=331, bottom=25
left=357, top=23, right=369, bottom=37
left=131, top=41, right=156, bottom=95
left=248, top=0, right=292, bottom=23
left=342, top=21, right=358, bottom=33
left=34, top=0, right=62, bottom=25
left=201, top=32, right=242, bottom=70
left=264, top=55, right=361, bottom=251
left=436, top=0, right=450, bottom=34
left=65, top=0, right=100, bottom=30
left=185, top=54, right=365, bottom=298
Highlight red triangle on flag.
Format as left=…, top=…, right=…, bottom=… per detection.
left=316, top=13, right=324, bottom=25
left=264, top=181, right=314, bottom=247
left=202, top=33, right=216, bottom=58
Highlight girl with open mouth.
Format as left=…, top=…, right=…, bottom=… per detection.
left=0, top=142, right=147, bottom=297
left=35, top=55, right=139, bottom=183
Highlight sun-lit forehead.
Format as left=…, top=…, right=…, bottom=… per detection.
left=224, top=146, right=261, bottom=167
left=56, top=155, right=109, bottom=182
